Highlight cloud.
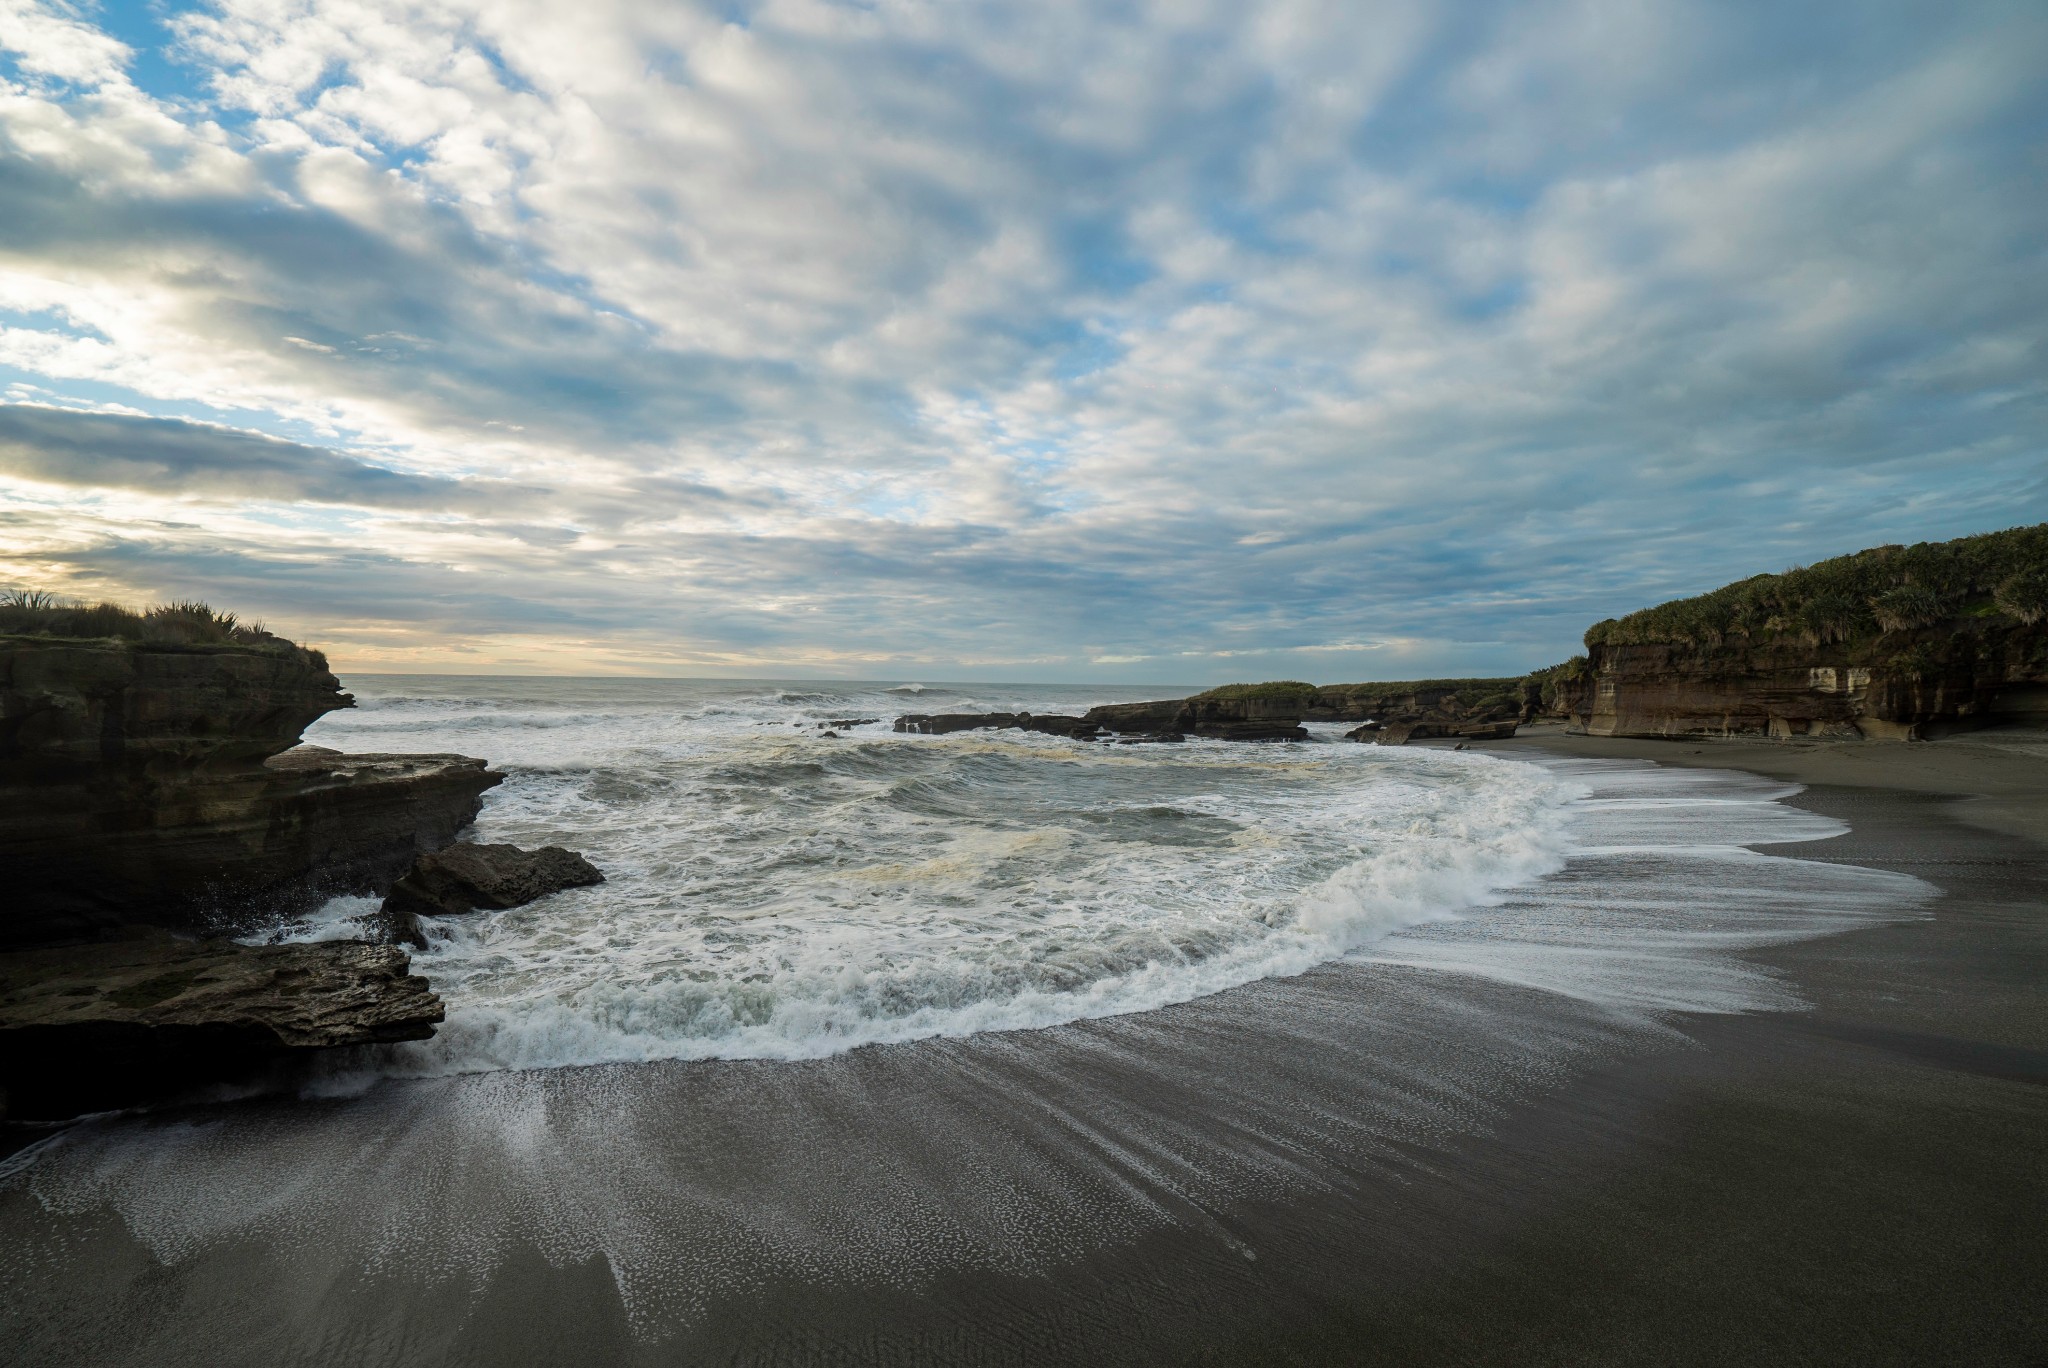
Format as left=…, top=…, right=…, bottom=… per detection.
left=0, top=402, right=512, bottom=509
left=0, top=0, right=2041, bottom=679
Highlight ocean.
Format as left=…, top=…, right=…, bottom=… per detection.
left=270, top=675, right=1917, bottom=1078
left=0, top=675, right=1939, bottom=1358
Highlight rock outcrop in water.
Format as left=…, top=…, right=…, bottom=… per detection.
left=0, top=638, right=500, bottom=946
left=894, top=711, right=1191, bottom=742
left=379, top=842, right=605, bottom=947
left=0, top=603, right=497, bottom=1116
left=1085, top=681, right=1529, bottom=743
left=0, top=930, right=442, bottom=1121
left=1352, top=718, right=1520, bottom=745
left=1083, top=690, right=1308, bottom=742
left=1557, top=526, right=2048, bottom=739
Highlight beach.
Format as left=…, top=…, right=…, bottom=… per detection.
left=3, top=712, right=2043, bottom=1365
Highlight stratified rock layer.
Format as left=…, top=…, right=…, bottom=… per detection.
left=0, top=639, right=500, bottom=946
left=1082, top=697, right=1308, bottom=742
left=1565, top=621, right=2048, bottom=740
left=0, top=931, right=442, bottom=1121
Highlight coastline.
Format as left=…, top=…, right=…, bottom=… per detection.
left=1482, top=719, right=2048, bottom=848
left=3, top=733, right=2043, bottom=1364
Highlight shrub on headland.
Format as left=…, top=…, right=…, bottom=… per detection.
left=1995, top=569, right=2048, bottom=626
left=0, top=590, right=306, bottom=657
left=1193, top=681, right=1319, bottom=703
left=1582, top=523, right=2048, bottom=649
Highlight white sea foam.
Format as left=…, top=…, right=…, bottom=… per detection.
left=288, top=679, right=1930, bottom=1082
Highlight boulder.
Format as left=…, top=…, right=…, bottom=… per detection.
left=0, top=931, right=442, bottom=1121
left=382, top=842, right=605, bottom=934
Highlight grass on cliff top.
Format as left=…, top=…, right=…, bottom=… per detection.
left=1584, top=523, right=2048, bottom=650
left=1192, top=681, right=1320, bottom=702
left=0, top=590, right=309, bottom=657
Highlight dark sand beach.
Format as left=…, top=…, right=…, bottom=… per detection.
left=4, top=731, right=2044, bottom=1366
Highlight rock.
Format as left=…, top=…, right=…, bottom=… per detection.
left=820, top=730, right=840, bottom=739
left=1, top=637, right=501, bottom=947
left=0, top=931, right=442, bottom=1121
left=1202, top=721, right=1310, bottom=742
left=383, top=842, right=605, bottom=925
left=1301, top=679, right=1527, bottom=725
left=1083, top=696, right=1307, bottom=742
left=1082, top=699, right=1192, bottom=733
left=894, top=712, right=1105, bottom=740
left=1571, top=628, right=2048, bottom=740
left=1353, top=718, right=1517, bottom=745
left=821, top=718, right=879, bottom=728
left=1567, top=527, right=2048, bottom=739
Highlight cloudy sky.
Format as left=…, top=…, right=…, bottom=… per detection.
left=0, top=0, right=2041, bottom=681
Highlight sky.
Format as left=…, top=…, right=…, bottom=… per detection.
left=0, top=0, right=2042, bottom=682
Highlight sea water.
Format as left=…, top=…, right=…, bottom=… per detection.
left=266, top=676, right=1927, bottom=1077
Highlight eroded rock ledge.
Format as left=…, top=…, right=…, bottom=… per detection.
left=0, top=629, right=498, bottom=1118
left=1, top=639, right=500, bottom=947
left=0, top=931, right=442, bottom=1122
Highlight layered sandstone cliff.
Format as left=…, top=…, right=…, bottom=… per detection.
left=0, top=612, right=503, bottom=1117
left=1, top=637, right=499, bottom=946
left=1561, top=527, right=2048, bottom=740
left=1083, top=680, right=1523, bottom=743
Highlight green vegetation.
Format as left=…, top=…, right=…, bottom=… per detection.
left=1316, top=677, right=1522, bottom=696
left=0, top=589, right=305, bottom=656
left=1582, top=523, right=2048, bottom=649
left=1193, top=681, right=1319, bottom=703
left=1522, top=656, right=1589, bottom=712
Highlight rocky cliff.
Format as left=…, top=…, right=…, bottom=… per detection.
left=1564, top=526, right=2048, bottom=740
left=1, top=637, right=499, bottom=946
left=0, top=606, right=502, bottom=1118
left=1084, top=680, right=1524, bottom=743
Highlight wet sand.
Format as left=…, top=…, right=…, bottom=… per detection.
left=4, top=734, right=2045, bottom=1365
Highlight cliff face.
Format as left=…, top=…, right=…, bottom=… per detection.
left=1563, top=524, right=2048, bottom=740
left=1569, top=618, right=2048, bottom=740
left=1302, top=681, right=1524, bottom=725
left=0, top=638, right=500, bottom=946
left=1083, top=680, right=1525, bottom=742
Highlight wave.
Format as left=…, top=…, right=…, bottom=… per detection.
left=288, top=680, right=1933, bottom=1090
